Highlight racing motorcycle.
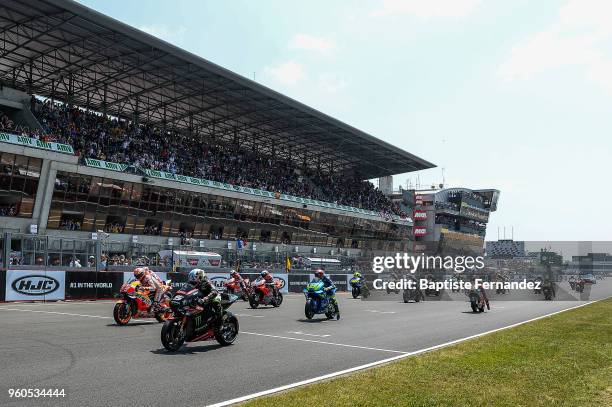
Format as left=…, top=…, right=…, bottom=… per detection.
left=542, top=284, right=554, bottom=300
left=224, top=277, right=250, bottom=301
left=403, top=286, right=425, bottom=303
left=303, top=280, right=339, bottom=320
left=113, top=279, right=172, bottom=325
left=468, top=288, right=489, bottom=313
left=248, top=279, right=283, bottom=309
left=161, top=287, right=239, bottom=351
left=349, top=276, right=368, bottom=299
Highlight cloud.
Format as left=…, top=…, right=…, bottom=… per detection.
left=289, top=34, right=335, bottom=53
left=264, top=60, right=305, bottom=86
left=317, top=73, right=348, bottom=93
left=497, top=0, right=612, bottom=93
left=371, top=0, right=481, bottom=19
left=138, top=24, right=187, bottom=45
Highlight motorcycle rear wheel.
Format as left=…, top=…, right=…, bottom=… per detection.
left=215, top=313, right=239, bottom=345
left=161, top=320, right=185, bottom=351
left=113, top=302, right=131, bottom=325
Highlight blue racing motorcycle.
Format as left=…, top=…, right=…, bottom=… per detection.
left=349, top=276, right=369, bottom=299
left=303, top=280, right=339, bottom=320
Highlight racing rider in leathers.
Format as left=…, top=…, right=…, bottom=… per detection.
left=314, top=269, right=340, bottom=319
left=187, top=269, right=223, bottom=327
left=134, top=267, right=168, bottom=312
left=229, top=270, right=247, bottom=290
left=255, top=270, right=278, bottom=298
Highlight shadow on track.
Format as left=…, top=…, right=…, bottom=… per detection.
left=150, top=344, right=225, bottom=355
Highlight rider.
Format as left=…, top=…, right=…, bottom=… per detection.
left=187, top=269, right=223, bottom=327
left=133, top=267, right=167, bottom=312
left=256, top=270, right=278, bottom=298
left=229, top=270, right=247, bottom=290
left=314, top=269, right=340, bottom=319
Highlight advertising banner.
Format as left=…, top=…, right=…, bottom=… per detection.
left=328, top=274, right=348, bottom=292
left=65, top=272, right=123, bottom=299
left=5, top=271, right=66, bottom=301
left=413, top=210, right=427, bottom=221
left=84, top=158, right=128, bottom=172
left=287, top=273, right=314, bottom=293
left=414, top=226, right=427, bottom=237
left=0, top=132, right=74, bottom=154
left=0, top=271, right=5, bottom=301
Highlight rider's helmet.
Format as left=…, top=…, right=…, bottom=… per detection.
left=353, top=271, right=362, bottom=278
left=133, top=267, right=148, bottom=280
left=230, top=270, right=239, bottom=278
left=314, top=269, right=325, bottom=279
left=188, top=269, right=206, bottom=286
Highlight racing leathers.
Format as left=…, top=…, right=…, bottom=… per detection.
left=320, top=275, right=340, bottom=316
left=193, top=278, right=223, bottom=327
left=137, top=269, right=167, bottom=311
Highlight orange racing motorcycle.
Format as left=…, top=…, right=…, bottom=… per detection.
left=113, top=280, right=172, bottom=325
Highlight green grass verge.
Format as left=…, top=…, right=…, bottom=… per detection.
left=243, top=299, right=612, bottom=407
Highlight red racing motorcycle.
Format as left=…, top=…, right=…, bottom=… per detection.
left=224, top=277, right=250, bottom=301
left=248, top=279, right=283, bottom=309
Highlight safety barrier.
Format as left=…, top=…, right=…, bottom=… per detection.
left=0, top=269, right=353, bottom=301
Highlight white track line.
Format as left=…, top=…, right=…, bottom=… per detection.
left=234, top=313, right=265, bottom=318
left=0, top=307, right=111, bottom=319
left=287, top=331, right=331, bottom=338
left=364, top=310, right=396, bottom=314
left=242, top=331, right=407, bottom=354
left=207, top=299, right=607, bottom=407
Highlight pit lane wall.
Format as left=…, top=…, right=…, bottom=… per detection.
left=0, top=269, right=350, bottom=302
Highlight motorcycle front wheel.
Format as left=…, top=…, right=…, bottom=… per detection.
left=215, top=313, right=239, bottom=345
left=304, top=301, right=315, bottom=319
left=161, top=320, right=185, bottom=351
left=249, top=295, right=259, bottom=309
left=470, top=301, right=478, bottom=313
left=272, top=292, right=283, bottom=307
left=352, top=287, right=359, bottom=299
left=113, top=302, right=131, bottom=325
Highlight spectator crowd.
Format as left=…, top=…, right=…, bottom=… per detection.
left=28, top=97, right=405, bottom=216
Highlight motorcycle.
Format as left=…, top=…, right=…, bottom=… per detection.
left=349, top=277, right=368, bottom=299
left=542, top=285, right=554, bottom=300
left=113, top=279, right=172, bottom=325
left=403, top=286, right=425, bottom=303
left=249, top=279, right=283, bottom=309
left=468, top=289, right=489, bottom=313
left=161, top=287, right=239, bottom=351
left=303, top=280, right=339, bottom=320
left=224, top=277, right=250, bottom=301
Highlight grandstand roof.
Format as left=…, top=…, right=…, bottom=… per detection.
left=0, top=0, right=435, bottom=179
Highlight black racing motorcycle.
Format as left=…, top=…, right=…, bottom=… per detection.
left=161, top=286, right=239, bottom=351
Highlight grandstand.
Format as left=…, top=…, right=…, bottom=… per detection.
left=0, top=0, right=436, bottom=268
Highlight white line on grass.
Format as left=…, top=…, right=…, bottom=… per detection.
left=208, top=298, right=607, bottom=407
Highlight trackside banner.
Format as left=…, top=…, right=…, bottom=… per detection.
left=84, top=158, right=128, bottom=172
left=5, top=270, right=66, bottom=301
left=0, top=271, right=6, bottom=301
left=65, top=271, right=123, bottom=299
left=0, top=132, right=74, bottom=154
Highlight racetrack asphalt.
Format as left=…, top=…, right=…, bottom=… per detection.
left=1, top=280, right=610, bottom=407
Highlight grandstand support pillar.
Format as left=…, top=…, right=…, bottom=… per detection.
left=3, top=233, right=10, bottom=270
left=35, top=162, right=56, bottom=235
left=103, top=84, right=107, bottom=118
left=95, top=241, right=102, bottom=272
left=27, top=59, right=33, bottom=95
left=68, top=72, right=73, bottom=108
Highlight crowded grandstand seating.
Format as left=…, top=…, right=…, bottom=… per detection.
left=28, top=97, right=405, bottom=217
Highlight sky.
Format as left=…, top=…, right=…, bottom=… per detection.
left=77, top=0, right=612, bottom=241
